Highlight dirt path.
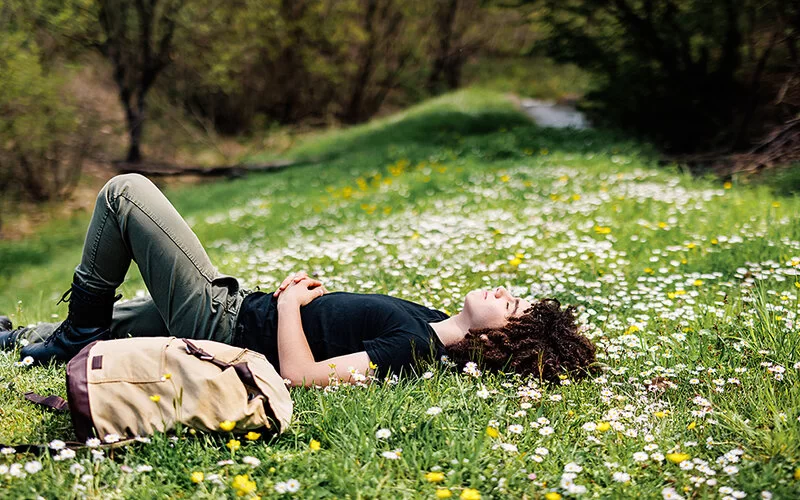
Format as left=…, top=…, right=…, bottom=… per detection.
left=520, top=98, right=590, bottom=129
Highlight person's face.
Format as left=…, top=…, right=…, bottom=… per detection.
left=462, top=286, right=532, bottom=331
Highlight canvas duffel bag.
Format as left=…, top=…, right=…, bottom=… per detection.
left=23, top=337, right=293, bottom=443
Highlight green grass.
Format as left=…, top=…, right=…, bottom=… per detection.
left=462, top=56, right=596, bottom=101
left=2, top=89, right=800, bottom=498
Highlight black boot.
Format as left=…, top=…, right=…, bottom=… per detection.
left=0, top=316, right=24, bottom=350
left=20, top=279, right=121, bottom=366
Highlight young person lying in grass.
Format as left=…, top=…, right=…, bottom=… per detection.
left=0, top=174, right=596, bottom=386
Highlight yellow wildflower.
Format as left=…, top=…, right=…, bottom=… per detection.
left=723, top=181, right=732, bottom=189
left=485, top=427, right=499, bottom=439
left=794, top=468, right=800, bottom=480
left=772, top=201, right=781, bottom=208
left=232, top=474, right=257, bottom=496
left=596, top=422, right=611, bottom=432
left=666, top=453, right=690, bottom=464
left=149, top=395, right=161, bottom=403
left=460, top=488, right=481, bottom=500
left=162, top=373, right=172, bottom=380
left=227, top=439, right=241, bottom=452
left=509, top=257, right=522, bottom=267
left=687, top=421, right=697, bottom=430
left=571, top=194, right=581, bottom=201
left=425, top=472, right=446, bottom=483
left=369, top=361, right=378, bottom=371
left=544, top=493, right=562, bottom=500
left=244, top=431, right=261, bottom=441
left=220, top=420, right=236, bottom=432
left=711, top=238, right=718, bottom=245
left=654, top=411, right=667, bottom=418
left=309, top=439, right=321, bottom=451
left=686, top=242, right=696, bottom=249
left=436, top=489, right=453, bottom=499
left=190, top=471, right=204, bottom=483
left=693, top=279, right=704, bottom=286
left=500, top=175, right=510, bottom=183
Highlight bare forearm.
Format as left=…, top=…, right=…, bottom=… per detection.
left=276, top=302, right=316, bottom=382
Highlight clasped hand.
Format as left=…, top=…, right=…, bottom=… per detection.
left=273, top=271, right=328, bottom=307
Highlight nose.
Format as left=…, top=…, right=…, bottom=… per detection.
left=494, top=287, right=510, bottom=298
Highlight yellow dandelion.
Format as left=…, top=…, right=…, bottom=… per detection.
left=149, top=395, right=161, bottom=403
left=596, top=422, right=611, bottom=432
left=794, top=467, right=800, bottom=480
left=219, top=420, right=236, bottom=432
left=244, top=431, right=261, bottom=441
left=190, top=471, right=204, bottom=483
left=509, top=257, right=522, bottom=267
left=232, top=474, right=257, bottom=495
left=654, top=411, right=667, bottom=418
left=711, top=238, right=718, bottom=245
left=500, top=175, right=510, bottom=183
left=666, top=453, right=690, bottom=464
left=227, top=439, right=241, bottom=452
left=369, top=361, right=378, bottom=371
left=687, top=421, right=697, bottom=430
left=425, top=472, right=446, bottom=483
left=436, top=489, right=453, bottom=499
left=485, top=427, right=499, bottom=439
left=460, top=488, right=481, bottom=500
left=309, top=439, right=321, bottom=451
left=772, top=201, right=781, bottom=208
left=544, top=493, right=562, bottom=500
left=693, top=279, right=704, bottom=286
left=658, top=221, right=667, bottom=228
left=723, top=181, right=732, bottom=189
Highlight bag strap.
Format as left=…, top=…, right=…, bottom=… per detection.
left=182, top=338, right=232, bottom=370
left=24, top=392, right=69, bottom=412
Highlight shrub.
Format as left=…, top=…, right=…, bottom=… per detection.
left=0, top=34, right=93, bottom=203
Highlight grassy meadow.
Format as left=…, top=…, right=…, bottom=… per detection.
left=1, top=89, right=800, bottom=499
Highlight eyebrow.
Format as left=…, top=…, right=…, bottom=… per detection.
left=512, top=298, right=520, bottom=316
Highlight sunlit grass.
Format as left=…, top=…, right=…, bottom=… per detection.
left=1, top=90, right=800, bottom=498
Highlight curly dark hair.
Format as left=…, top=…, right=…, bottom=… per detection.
left=446, top=298, right=597, bottom=383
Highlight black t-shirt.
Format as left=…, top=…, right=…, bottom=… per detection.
left=233, top=291, right=449, bottom=379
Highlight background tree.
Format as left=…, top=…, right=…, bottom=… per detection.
left=536, top=0, right=798, bottom=154
left=89, top=0, right=187, bottom=163
left=426, top=0, right=484, bottom=94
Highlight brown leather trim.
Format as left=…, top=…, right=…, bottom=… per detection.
left=182, top=339, right=230, bottom=370
left=233, top=362, right=281, bottom=434
left=24, top=392, right=69, bottom=412
left=91, top=355, right=103, bottom=370
left=66, top=341, right=100, bottom=442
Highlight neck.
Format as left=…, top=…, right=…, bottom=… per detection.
left=429, top=311, right=471, bottom=347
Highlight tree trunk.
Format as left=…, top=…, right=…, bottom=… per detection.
left=427, top=0, right=459, bottom=94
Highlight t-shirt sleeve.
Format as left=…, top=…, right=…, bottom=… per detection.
left=363, top=331, right=434, bottom=379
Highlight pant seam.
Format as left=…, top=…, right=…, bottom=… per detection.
left=112, top=191, right=216, bottom=284
left=86, top=208, right=110, bottom=279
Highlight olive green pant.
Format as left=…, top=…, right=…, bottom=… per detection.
left=24, top=174, right=244, bottom=345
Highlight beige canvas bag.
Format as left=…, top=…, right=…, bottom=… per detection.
left=24, top=337, right=293, bottom=443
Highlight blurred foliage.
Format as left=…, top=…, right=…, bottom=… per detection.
left=532, top=0, right=800, bottom=153
left=165, top=0, right=491, bottom=132
left=0, top=2, right=94, bottom=210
